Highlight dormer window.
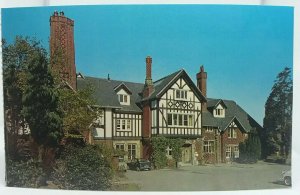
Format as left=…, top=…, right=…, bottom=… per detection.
left=175, top=89, right=188, bottom=100
left=114, top=83, right=132, bottom=106
left=215, top=109, right=223, bottom=116
left=119, top=94, right=128, bottom=103
left=213, top=103, right=226, bottom=118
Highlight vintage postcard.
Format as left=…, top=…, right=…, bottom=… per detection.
left=1, top=2, right=295, bottom=193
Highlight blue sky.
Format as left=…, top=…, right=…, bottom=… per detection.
left=1, top=5, right=294, bottom=125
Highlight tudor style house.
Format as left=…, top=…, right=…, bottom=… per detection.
left=50, top=12, right=262, bottom=164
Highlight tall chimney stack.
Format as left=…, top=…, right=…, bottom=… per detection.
left=197, top=65, right=207, bottom=111
left=145, top=56, right=153, bottom=85
left=142, top=56, right=154, bottom=159
left=196, top=65, right=207, bottom=97
left=50, top=11, right=76, bottom=89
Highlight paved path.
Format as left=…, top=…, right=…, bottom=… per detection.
left=124, top=161, right=291, bottom=191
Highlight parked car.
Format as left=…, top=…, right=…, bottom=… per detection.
left=128, top=159, right=152, bottom=171
left=281, top=170, right=291, bottom=186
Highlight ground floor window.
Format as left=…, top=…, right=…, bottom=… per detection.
left=226, top=146, right=232, bottom=158
left=166, top=146, right=172, bottom=156
left=226, top=145, right=239, bottom=159
left=116, top=144, right=125, bottom=150
left=233, top=145, right=239, bottom=158
left=115, top=144, right=125, bottom=159
left=203, top=141, right=214, bottom=153
left=128, top=144, right=136, bottom=160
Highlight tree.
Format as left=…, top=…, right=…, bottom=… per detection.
left=239, top=133, right=261, bottom=163
left=3, top=36, right=47, bottom=159
left=57, top=85, right=97, bottom=140
left=263, top=67, right=292, bottom=158
left=22, top=48, right=63, bottom=165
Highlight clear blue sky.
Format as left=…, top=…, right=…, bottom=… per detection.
left=2, top=5, right=294, bottom=125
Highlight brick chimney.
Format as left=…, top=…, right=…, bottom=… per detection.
left=142, top=56, right=153, bottom=159
left=197, top=65, right=207, bottom=111
left=50, top=11, right=77, bottom=90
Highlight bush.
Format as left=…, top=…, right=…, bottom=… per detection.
left=6, top=158, right=45, bottom=188
left=239, top=134, right=261, bottom=163
left=51, top=144, right=112, bottom=190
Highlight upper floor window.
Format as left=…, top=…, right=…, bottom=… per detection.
left=228, top=128, right=237, bottom=138
left=116, top=119, right=131, bottom=131
left=167, top=113, right=193, bottom=127
left=215, top=109, right=223, bottom=116
left=175, top=89, right=188, bottom=100
left=119, top=94, right=128, bottom=103
left=213, top=107, right=225, bottom=118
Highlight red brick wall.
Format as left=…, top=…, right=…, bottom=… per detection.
left=50, top=12, right=76, bottom=89
left=202, top=129, right=218, bottom=164
left=221, top=127, right=247, bottom=162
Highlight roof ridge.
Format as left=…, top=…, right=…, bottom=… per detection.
left=83, top=76, right=144, bottom=85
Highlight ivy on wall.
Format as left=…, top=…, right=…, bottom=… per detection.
left=151, top=136, right=184, bottom=169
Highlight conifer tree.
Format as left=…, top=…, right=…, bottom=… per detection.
left=263, top=67, right=292, bottom=158
left=22, top=48, right=63, bottom=162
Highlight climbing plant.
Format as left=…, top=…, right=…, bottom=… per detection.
left=151, top=136, right=183, bottom=169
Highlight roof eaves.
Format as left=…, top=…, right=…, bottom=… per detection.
left=156, top=69, right=184, bottom=98
left=222, top=116, right=247, bottom=132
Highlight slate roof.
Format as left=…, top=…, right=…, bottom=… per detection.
left=202, top=98, right=262, bottom=132
left=76, top=71, right=261, bottom=132
left=77, top=76, right=144, bottom=113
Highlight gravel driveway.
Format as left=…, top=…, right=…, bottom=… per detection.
left=124, top=161, right=291, bottom=191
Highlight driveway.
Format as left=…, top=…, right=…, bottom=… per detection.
left=124, top=161, right=291, bottom=191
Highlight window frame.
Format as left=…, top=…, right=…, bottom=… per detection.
left=175, top=89, right=188, bottom=100
left=228, top=128, right=237, bottom=138
left=128, top=144, right=137, bottom=160
left=203, top=141, right=215, bottom=153
left=226, top=146, right=232, bottom=158
left=116, top=119, right=131, bottom=131
left=167, top=113, right=194, bottom=127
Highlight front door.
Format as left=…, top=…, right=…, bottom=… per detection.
left=181, top=144, right=192, bottom=163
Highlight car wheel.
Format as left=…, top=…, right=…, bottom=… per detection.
left=284, top=176, right=291, bottom=186
left=136, top=167, right=140, bottom=171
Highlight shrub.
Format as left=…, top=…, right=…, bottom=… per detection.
left=6, top=158, right=45, bottom=188
left=51, top=144, right=112, bottom=190
left=239, top=134, right=261, bottom=163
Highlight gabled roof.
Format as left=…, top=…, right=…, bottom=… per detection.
left=202, top=98, right=262, bottom=132
left=145, top=69, right=207, bottom=102
left=77, top=76, right=144, bottom=113
left=114, top=82, right=133, bottom=95
left=207, top=99, right=227, bottom=109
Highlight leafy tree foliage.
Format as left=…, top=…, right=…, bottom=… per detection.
left=22, top=48, right=63, bottom=151
left=3, top=37, right=46, bottom=158
left=239, top=133, right=261, bottom=163
left=51, top=144, right=112, bottom=190
left=263, top=67, right=292, bottom=158
left=57, top=85, right=97, bottom=139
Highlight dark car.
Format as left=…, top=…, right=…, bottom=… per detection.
left=128, top=159, right=152, bottom=171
